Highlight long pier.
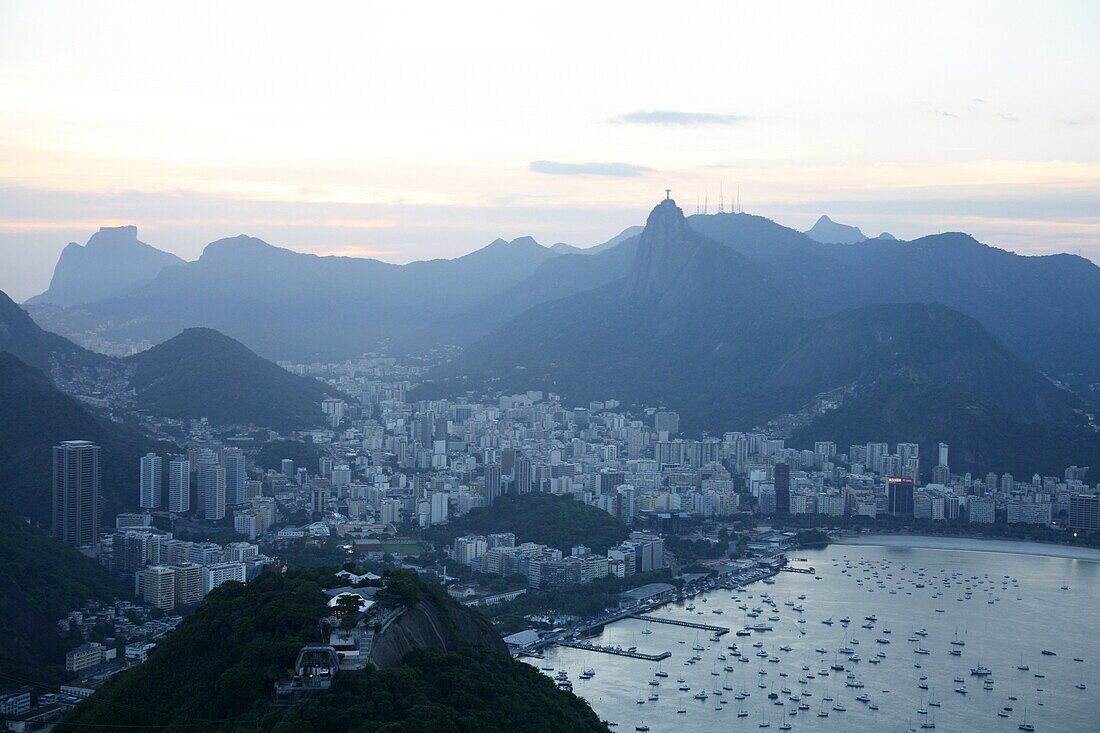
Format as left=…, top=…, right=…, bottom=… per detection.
left=559, top=641, right=671, bottom=661
left=778, top=566, right=816, bottom=574
left=630, top=615, right=730, bottom=636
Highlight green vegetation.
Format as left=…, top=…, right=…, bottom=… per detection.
left=256, top=438, right=323, bottom=473
left=794, top=529, right=830, bottom=547
left=57, top=567, right=333, bottom=732
left=271, top=537, right=354, bottom=568
left=374, top=569, right=424, bottom=609
left=487, top=570, right=678, bottom=634
left=0, top=511, right=129, bottom=688
left=664, top=535, right=725, bottom=561
left=792, top=375, right=1100, bottom=480
left=59, top=566, right=607, bottom=732
left=271, top=646, right=608, bottom=733
left=0, top=352, right=174, bottom=521
left=0, top=289, right=105, bottom=374
left=126, top=327, right=335, bottom=429
left=425, top=493, right=629, bottom=554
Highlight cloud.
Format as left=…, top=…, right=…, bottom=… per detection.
left=608, top=110, right=749, bottom=125
left=999, top=113, right=1020, bottom=123
left=528, top=160, right=653, bottom=177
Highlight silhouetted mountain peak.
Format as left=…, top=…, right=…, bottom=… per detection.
left=164, top=326, right=242, bottom=349
left=27, top=226, right=184, bottom=307
left=627, top=198, right=724, bottom=300
left=805, top=214, right=868, bottom=244
left=86, top=224, right=139, bottom=247
left=199, top=235, right=288, bottom=262
left=550, top=242, right=583, bottom=254
left=644, top=197, right=690, bottom=237
left=467, top=235, right=547, bottom=256
left=508, top=235, right=541, bottom=248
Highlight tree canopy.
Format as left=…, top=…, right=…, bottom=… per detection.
left=425, top=493, right=629, bottom=554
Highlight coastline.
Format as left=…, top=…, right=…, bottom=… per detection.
left=833, top=532, right=1100, bottom=562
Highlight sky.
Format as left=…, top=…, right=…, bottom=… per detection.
left=1, top=0, right=1098, bottom=300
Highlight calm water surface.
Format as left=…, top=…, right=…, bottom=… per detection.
left=529, top=539, right=1100, bottom=733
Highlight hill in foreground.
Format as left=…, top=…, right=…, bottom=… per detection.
left=0, top=511, right=128, bottom=687
left=58, top=569, right=607, bottom=733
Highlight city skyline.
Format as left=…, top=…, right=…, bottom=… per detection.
left=2, top=3, right=1099, bottom=729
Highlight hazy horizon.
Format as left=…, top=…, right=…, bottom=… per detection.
left=3, top=0, right=1099, bottom=299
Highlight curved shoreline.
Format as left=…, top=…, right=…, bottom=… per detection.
left=832, top=532, right=1100, bottom=562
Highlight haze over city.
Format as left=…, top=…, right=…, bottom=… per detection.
left=1, top=3, right=1099, bottom=732
left=2, top=0, right=1099, bottom=299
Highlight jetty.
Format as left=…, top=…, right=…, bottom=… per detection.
left=558, top=640, right=672, bottom=661
left=630, top=614, right=730, bottom=636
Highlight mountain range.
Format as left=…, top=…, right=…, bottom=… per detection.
left=415, top=199, right=1099, bottom=478
left=26, top=231, right=569, bottom=361
left=13, top=198, right=1100, bottom=476
left=23, top=210, right=1100, bottom=397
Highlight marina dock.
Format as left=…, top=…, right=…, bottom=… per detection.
left=558, top=641, right=672, bottom=661
left=629, top=614, right=730, bottom=635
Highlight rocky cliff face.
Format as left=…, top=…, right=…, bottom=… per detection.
left=28, top=226, right=184, bottom=307
left=625, top=198, right=709, bottom=301
left=370, top=594, right=507, bottom=670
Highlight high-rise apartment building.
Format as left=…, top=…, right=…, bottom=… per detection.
left=513, top=455, right=533, bottom=494
left=484, top=463, right=502, bottom=505
left=654, top=410, right=680, bottom=436
left=774, top=462, right=790, bottom=514
left=53, top=440, right=100, bottom=546
left=224, top=448, right=247, bottom=506
left=139, top=453, right=162, bottom=509
left=137, top=565, right=176, bottom=610
left=198, top=452, right=226, bottom=521
left=168, top=457, right=191, bottom=513
left=173, top=562, right=204, bottom=606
